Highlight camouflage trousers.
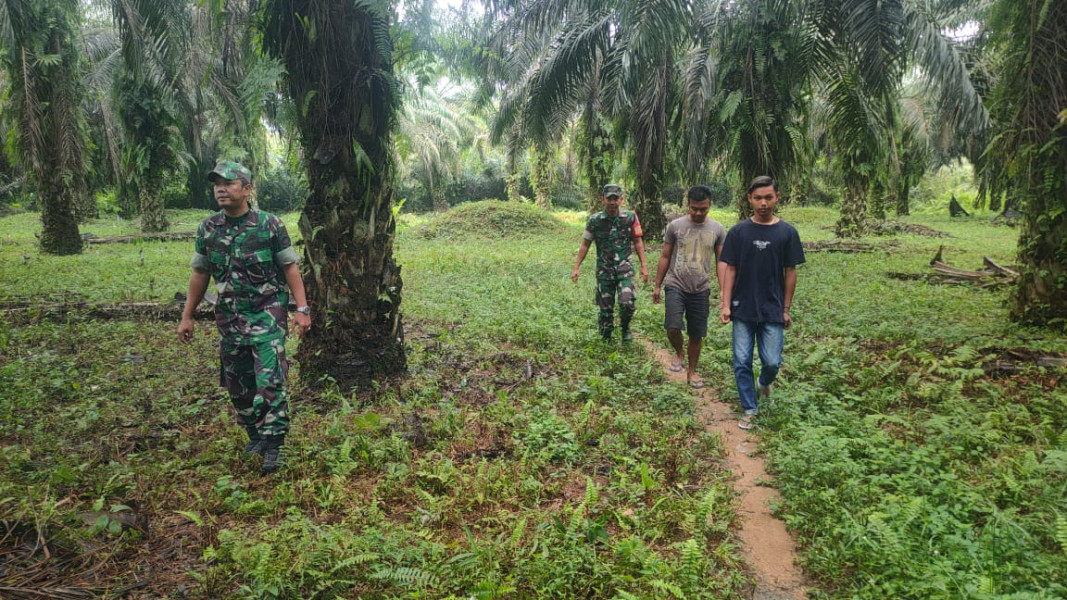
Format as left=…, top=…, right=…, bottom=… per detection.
left=220, top=337, right=290, bottom=438
left=595, top=270, right=636, bottom=337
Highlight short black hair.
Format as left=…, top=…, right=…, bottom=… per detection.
left=746, top=175, right=778, bottom=194
left=687, top=185, right=713, bottom=203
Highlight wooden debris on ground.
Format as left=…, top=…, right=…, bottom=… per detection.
left=83, top=231, right=196, bottom=244
left=0, top=292, right=217, bottom=323
left=992, top=207, right=1022, bottom=225
left=920, top=245, right=1020, bottom=288
left=802, top=239, right=894, bottom=253
left=888, top=246, right=1020, bottom=288
left=982, top=348, right=1067, bottom=372
left=949, top=195, right=970, bottom=217
left=869, top=220, right=952, bottom=237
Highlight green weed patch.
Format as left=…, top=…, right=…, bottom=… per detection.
left=2, top=206, right=1064, bottom=598
left=0, top=207, right=747, bottom=598
left=416, top=200, right=566, bottom=239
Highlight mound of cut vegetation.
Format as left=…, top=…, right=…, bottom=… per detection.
left=418, top=200, right=565, bottom=238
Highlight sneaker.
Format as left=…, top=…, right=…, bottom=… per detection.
left=621, top=328, right=633, bottom=342
left=260, top=437, right=285, bottom=475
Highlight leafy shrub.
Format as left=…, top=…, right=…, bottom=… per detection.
left=257, top=167, right=309, bottom=213
left=513, top=408, right=581, bottom=463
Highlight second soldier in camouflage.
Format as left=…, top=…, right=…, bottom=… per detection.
left=571, top=184, right=650, bottom=340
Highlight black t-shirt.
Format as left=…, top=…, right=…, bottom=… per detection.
left=718, top=219, right=805, bottom=323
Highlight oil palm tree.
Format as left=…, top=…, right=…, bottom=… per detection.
left=111, top=0, right=190, bottom=232
left=0, top=0, right=88, bottom=254
left=485, top=0, right=690, bottom=238
left=809, top=0, right=987, bottom=236
left=679, top=0, right=811, bottom=219
left=396, top=72, right=480, bottom=211
left=979, top=0, right=1067, bottom=325
left=261, top=0, right=406, bottom=386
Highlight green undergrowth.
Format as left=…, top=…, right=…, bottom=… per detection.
left=741, top=213, right=1067, bottom=598
left=1, top=204, right=1065, bottom=598
left=0, top=205, right=746, bottom=598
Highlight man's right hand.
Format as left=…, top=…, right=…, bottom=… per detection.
left=652, top=287, right=662, bottom=304
left=178, top=318, right=195, bottom=343
left=719, top=306, right=731, bottom=324
left=571, top=267, right=580, bottom=283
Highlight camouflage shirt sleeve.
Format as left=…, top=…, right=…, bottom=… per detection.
left=581, top=214, right=596, bottom=241
left=631, top=212, right=644, bottom=238
left=268, top=215, right=301, bottom=265
left=190, top=221, right=211, bottom=271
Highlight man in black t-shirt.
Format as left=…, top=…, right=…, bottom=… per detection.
left=718, top=176, right=805, bottom=430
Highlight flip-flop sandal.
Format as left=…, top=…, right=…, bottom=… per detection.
left=738, top=415, right=756, bottom=430
left=688, top=378, right=706, bottom=389
left=669, top=360, right=684, bottom=373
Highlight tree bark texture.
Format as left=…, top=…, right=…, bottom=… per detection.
left=39, top=178, right=83, bottom=255
left=835, top=179, right=869, bottom=238
left=628, top=52, right=671, bottom=240
left=139, top=182, right=168, bottom=233
left=265, top=0, right=406, bottom=388
left=532, top=148, right=552, bottom=210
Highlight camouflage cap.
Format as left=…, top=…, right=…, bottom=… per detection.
left=208, top=161, right=252, bottom=184
left=602, top=183, right=624, bottom=198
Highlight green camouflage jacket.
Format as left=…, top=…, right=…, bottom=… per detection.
left=191, top=210, right=301, bottom=344
left=582, top=210, right=644, bottom=275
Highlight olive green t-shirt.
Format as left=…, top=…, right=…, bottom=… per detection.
left=663, top=216, right=726, bottom=294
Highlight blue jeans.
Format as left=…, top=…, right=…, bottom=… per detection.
left=732, top=319, right=784, bottom=415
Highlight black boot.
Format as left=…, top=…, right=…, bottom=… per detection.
left=244, top=426, right=265, bottom=456
left=260, top=436, right=285, bottom=475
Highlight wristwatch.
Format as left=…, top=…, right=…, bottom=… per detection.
left=296, top=306, right=311, bottom=315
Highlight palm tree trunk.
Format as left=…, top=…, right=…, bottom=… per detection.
left=3, top=0, right=87, bottom=254
left=532, top=147, right=552, bottom=209
left=1011, top=209, right=1067, bottom=324
left=39, top=178, right=83, bottom=255
left=506, top=150, right=521, bottom=203
left=895, top=178, right=911, bottom=216
left=629, top=52, right=671, bottom=240
left=432, top=187, right=449, bottom=212
left=836, top=178, right=868, bottom=237
left=74, top=182, right=97, bottom=222
left=139, top=182, right=168, bottom=233
left=869, top=179, right=886, bottom=221
left=263, top=0, right=405, bottom=387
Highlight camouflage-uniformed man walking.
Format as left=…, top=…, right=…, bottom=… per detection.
left=571, top=184, right=650, bottom=340
left=178, top=161, right=311, bottom=474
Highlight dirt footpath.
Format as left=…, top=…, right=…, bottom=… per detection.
left=647, top=343, right=808, bottom=600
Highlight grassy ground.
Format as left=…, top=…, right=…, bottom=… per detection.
left=1, top=203, right=1065, bottom=598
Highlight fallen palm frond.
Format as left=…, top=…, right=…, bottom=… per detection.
left=803, top=238, right=896, bottom=253
left=886, top=246, right=1020, bottom=289
left=83, top=231, right=196, bottom=244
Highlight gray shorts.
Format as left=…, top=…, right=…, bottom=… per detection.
left=664, top=286, right=710, bottom=338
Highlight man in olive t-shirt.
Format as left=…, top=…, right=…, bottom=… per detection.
left=653, top=185, right=726, bottom=387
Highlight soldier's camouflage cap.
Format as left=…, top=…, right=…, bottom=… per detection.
left=208, top=161, right=252, bottom=184
left=602, top=183, right=624, bottom=198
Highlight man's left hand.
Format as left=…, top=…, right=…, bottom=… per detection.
left=293, top=312, right=312, bottom=337
left=639, top=265, right=649, bottom=284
